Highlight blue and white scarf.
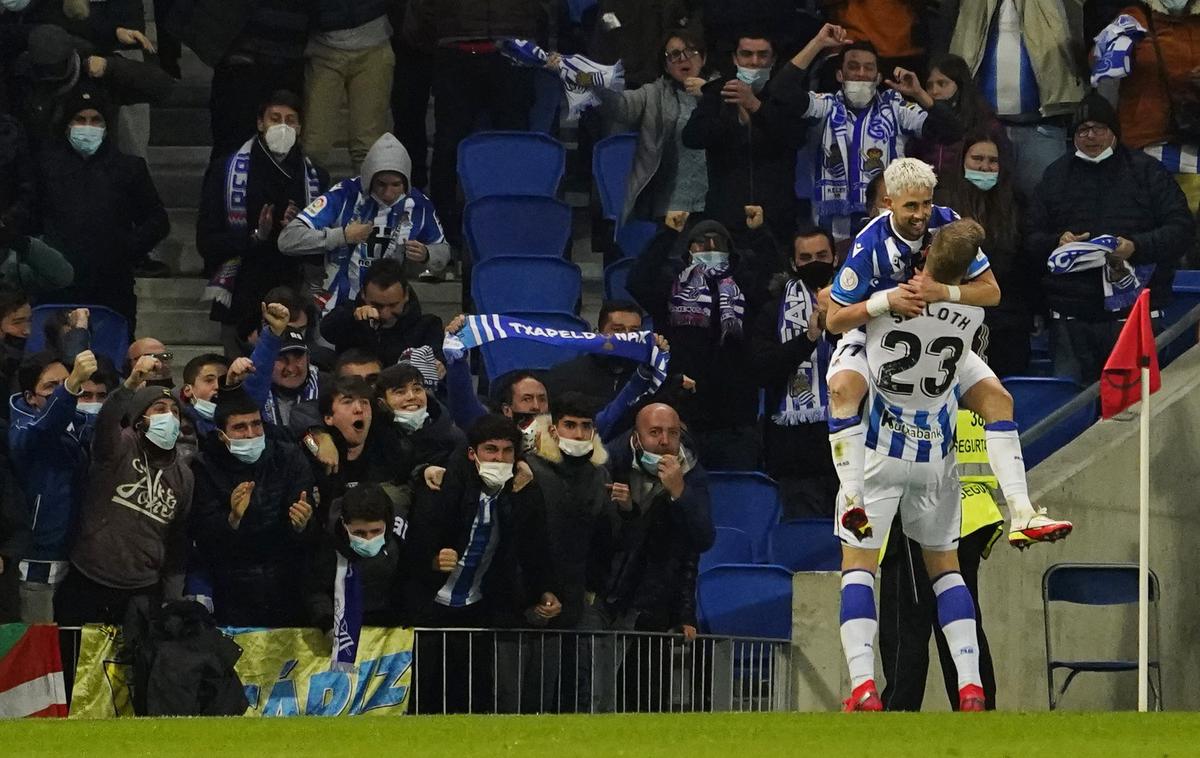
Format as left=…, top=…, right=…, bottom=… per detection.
left=774, top=278, right=831, bottom=425
left=1047, top=235, right=1156, bottom=312
left=1090, top=14, right=1147, bottom=87
left=263, top=365, right=321, bottom=426
left=500, top=39, right=625, bottom=119
left=447, top=314, right=670, bottom=389
left=331, top=553, right=363, bottom=672
left=203, top=138, right=322, bottom=307
left=669, top=262, right=745, bottom=343
left=815, top=90, right=904, bottom=223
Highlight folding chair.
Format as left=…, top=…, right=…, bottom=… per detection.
left=696, top=564, right=793, bottom=639
left=592, top=132, right=637, bottom=223
left=1043, top=562, right=1162, bottom=710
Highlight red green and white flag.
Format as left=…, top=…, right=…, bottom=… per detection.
left=0, top=624, right=67, bottom=718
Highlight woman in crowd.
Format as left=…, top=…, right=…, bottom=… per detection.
left=595, top=28, right=711, bottom=229
left=935, top=132, right=1034, bottom=376
left=907, top=54, right=1002, bottom=176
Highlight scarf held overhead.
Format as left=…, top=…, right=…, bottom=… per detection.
left=1046, top=235, right=1156, bottom=312
left=447, top=315, right=670, bottom=389
left=775, top=278, right=831, bottom=425
left=500, top=39, right=625, bottom=119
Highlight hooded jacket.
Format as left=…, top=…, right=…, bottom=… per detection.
left=599, top=437, right=713, bottom=631
left=1026, top=145, right=1192, bottom=319
left=189, top=429, right=316, bottom=626
left=320, top=284, right=445, bottom=366
left=279, top=133, right=450, bottom=312
left=70, top=385, right=194, bottom=596
left=8, top=384, right=94, bottom=563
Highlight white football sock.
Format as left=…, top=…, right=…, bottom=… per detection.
left=933, top=572, right=982, bottom=690
left=984, top=422, right=1035, bottom=521
left=829, top=415, right=866, bottom=505
left=839, top=570, right=877, bottom=688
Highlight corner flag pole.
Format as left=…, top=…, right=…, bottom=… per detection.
left=1137, top=359, right=1150, bottom=713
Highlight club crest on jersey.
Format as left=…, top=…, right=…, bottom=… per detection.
left=839, top=267, right=859, bottom=292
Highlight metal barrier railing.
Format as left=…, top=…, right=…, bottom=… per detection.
left=1020, top=302, right=1200, bottom=449
left=56, top=626, right=793, bottom=716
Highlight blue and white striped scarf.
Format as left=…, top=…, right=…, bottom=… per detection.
left=774, top=278, right=831, bottom=425
left=815, top=90, right=903, bottom=223
left=203, top=138, right=322, bottom=307
left=669, top=262, right=745, bottom=343
left=331, top=553, right=363, bottom=672
left=448, top=314, right=670, bottom=389
left=263, top=365, right=321, bottom=426
left=500, top=39, right=625, bottom=119
left=1090, top=14, right=1147, bottom=87
left=1047, top=235, right=1156, bottom=312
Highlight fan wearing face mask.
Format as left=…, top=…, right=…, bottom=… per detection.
left=935, top=134, right=1033, bottom=377
left=524, top=393, right=614, bottom=637
left=1027, top=92, right=1193, bottom=384
left=198, top=90, right=330, bottom=339
left=279, top=132, right=451, bottom=313
left=906, top=54, right=1005, bottom=178
left=408, top=414, right=559, bottom=713
left=376, top=363, right=464, bottom=470
left=36, top=87, right=169, bottom=332
left=751, top=228, right=839, bottom=519
left=777, top=24, right=966, bottom=242
left=8, top=350, right=111, bottom=622
left=55, top=356, right=194, bottom=626
left=188, top=387, right=315, bottom=627
left=306, top=483, right=415, bottom=637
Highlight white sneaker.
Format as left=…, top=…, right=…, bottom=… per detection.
left=1008, top=510, right=1073, bottom=550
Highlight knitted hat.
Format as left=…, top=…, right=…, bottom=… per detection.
left=1072, top=92, right=1120, bottom=139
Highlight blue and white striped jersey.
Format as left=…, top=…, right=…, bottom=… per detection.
left=976, top=0, right=1042, bottom=118
left=436, top=492, right=500, bottom=608
left=830, top=207, right=991, bottom=307
left=863, top=303, right=985, bottom=462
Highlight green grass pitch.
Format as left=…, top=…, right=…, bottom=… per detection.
left=6, top=712, right=1200, bottom=757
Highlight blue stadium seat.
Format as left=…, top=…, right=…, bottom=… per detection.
left=697, top=564, right=793, bottom=639
left=707, top=472, right=782, bottom=562
left=1043, top=563, right=1162, bottom=710
left=463, top=195, right=572, bottom=261
left=592, top=132, right=637, bottom=223
left=457, top=131, right=565, bottom=202
left=478, top=311, right=589, bottom=382
left=1160, top=275, right=1200, bottom=366
left=603, top=258, right=636, bottom=302
left=614, top=219, right=660, bottom=258
left=700, top=527, right=754, bottom=574
left=1002, top=376, right=1096, bottom=468
left=767, top=519, right=840, bottom=572
left=27, top=304, right=130, bottom=370
left=471, top=257, right=581, bottom=314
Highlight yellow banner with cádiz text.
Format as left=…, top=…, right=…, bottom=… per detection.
left=69, top=625, right=413, bottom=718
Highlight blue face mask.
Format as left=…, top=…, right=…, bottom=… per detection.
left=692, top=251, right=730, bottom=270
left=68, top=125, right=105, bottom=157
left=193, top=398, right=216, bottom=420
left=348, top=532, right=386, bottom=558
left=736, top=65, right=771, bottom=93
left=393, top=407, right=429, bottom=432
left=144, top=412, right=180, bottom=450
left=77, top=401, right=103, bottom=415
left=964, top=168, right=998, bottom=191
left=227, top=434, right=266, bottom=464
left=638, top=450, right=663, bottom=475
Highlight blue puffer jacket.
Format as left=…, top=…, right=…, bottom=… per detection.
left=8, top=384, right=94, bottom=562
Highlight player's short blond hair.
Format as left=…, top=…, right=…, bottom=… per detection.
left=883, top=157, right=938, bottom=197
left=926, top=219, right=985, bottom=284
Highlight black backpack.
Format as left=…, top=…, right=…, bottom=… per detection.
left=121, top=598, right=249, bottom=717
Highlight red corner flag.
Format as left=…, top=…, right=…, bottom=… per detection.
left=1100, top=289, right=1161, bottom=419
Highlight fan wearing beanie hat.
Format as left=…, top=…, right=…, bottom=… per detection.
left=1072, top=92, right=1120, bottom=164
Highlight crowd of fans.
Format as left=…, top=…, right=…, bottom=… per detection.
left=0, top=0, right=1197, bottom=712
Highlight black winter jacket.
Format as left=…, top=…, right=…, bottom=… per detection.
left=189, top=432, right=317, bottom=626
left=320, top=288, right=445, bottom=367
left=1027, top=147, right=1193, bottom=320
left=600, top=440, right=714, bottom=630
left=306, top=518, right=413, bottom=631
left=0, top=114, right=35, bottom=241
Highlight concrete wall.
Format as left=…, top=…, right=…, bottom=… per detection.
left=792, top=346, right=1200, bottom=711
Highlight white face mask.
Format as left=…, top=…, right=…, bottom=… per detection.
left=692, top=251, right=730, bottom=270
left=264, top=123, right=297, bottom=156
left=476, top=460, right=514, bottom=490
left=393, top=407, right=429, bottom=431
left=843, top=80, right=878, bottom=109
left=557, top=436, right=594, bottom=459
left=1075, top=146, right=1114, bottom=164
left=735, top=65, right=771, bottom=93
left=77, top=401, right=103, bottom=415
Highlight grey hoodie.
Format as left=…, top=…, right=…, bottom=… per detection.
left=277, top=133, right=449, bottom=276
